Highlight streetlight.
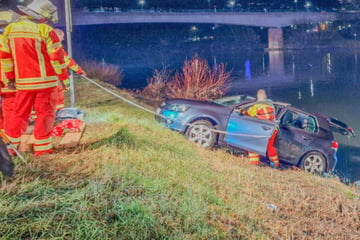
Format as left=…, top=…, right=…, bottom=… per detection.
left=191, top=25, right=198, bottom=35
left=206, top=0, right=211, bottom=11
left=294, top=0, right=298, bottom=11
left=304, top=1, right=312, bottom=11
left=138, top=0, right=145, bottom=10
left=228, top=0, right=235, bottom=12
left=191, top=25, right=198, bottom=41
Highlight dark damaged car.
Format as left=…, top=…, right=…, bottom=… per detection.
left=155, top=95, right=355, bottom=173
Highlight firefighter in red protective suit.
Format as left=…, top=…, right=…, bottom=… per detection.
left=244, top=89, right=280, bottom=168
left=1, top=0, right=69, bottom=156
left=53, top=28, right=86, bottom=110
left=0, top=32, right=17, bottom=134
left=0, top=12, right=22, bottom=135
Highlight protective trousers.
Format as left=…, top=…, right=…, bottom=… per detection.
left=1, top=93, right=17, bottom=133
left=267, top=129, right=280, bottom=167
left=248, top=129, right=279, bottom=167
left=6, top=88, right=57, bottom=156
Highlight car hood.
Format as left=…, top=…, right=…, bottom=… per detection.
left=161, top=98, right=234, bottom=131
left=163, top=98, right=232, bottom=110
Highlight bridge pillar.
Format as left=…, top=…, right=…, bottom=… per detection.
left=268, top=28, right=283, bottom=49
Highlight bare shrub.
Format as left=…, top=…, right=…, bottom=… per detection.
left=141, top=66, right=172, bottom=101
left=165, top=54, right=231, bottom=100
left=79, top=60, right=124, bottom=86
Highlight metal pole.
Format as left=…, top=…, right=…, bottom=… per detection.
left=65, top=0, right=75, bottom=107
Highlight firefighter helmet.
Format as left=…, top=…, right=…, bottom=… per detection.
left=17, top=0, right=58, bottom=23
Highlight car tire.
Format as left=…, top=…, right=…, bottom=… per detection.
left=300, top=151, right=327, bottom=174
left=185, top=120, right=217, bottom=149
left=0, top=139, right=14, bottom=177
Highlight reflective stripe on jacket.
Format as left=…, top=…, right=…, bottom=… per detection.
left=1, top=16, right=68, bottom=90
left=0, top=34, right=16, bottom=94
left=245, top=102, right=275, bottom=121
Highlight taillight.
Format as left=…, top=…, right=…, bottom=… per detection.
left=331, top=141, right=338, bottom=150
left=349, top=127, right=356, bottom=136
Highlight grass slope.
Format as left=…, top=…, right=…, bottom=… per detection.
left=1, top=78, right=359, bottom=239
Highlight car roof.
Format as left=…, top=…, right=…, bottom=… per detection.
left=212, top=95, right=256, bottom=106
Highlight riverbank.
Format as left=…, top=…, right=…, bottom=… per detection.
left=0, top=77, right=359, bottom=239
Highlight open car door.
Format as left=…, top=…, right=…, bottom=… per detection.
left=224, top=110, right=276, bottom=156
left=328, top=117, right=355, bottom=137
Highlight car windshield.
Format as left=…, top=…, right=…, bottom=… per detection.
left=213, top=95, right=255, bottom=106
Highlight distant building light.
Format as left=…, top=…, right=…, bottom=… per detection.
left=320, top=23, right=326, bottom=31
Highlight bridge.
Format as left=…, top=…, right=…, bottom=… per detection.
left=58, top=10, right=354, bottom=49
left=64, top=10, right=341, bottom=28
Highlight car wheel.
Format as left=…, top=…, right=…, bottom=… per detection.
left=185, top=120, right=217, bottom=149
left=300, top=151, right=327, bottom=174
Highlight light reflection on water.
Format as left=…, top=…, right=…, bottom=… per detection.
left=73, top=26, right=360, bottom=183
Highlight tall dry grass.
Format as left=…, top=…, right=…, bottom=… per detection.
left=166, top=54, right=231, bottom=100
left=1, top=75, right=359, bottom=239
left=80, top=60, right=124, bottom=86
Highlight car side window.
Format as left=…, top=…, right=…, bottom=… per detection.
left=281, top=110, right=318, bottom=133
left=306, top=116, right=318, bottom=133
left=234, top=104, right=252, bottom=115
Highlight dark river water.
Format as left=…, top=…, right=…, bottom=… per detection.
left=72, top=24, right=360, bottom=184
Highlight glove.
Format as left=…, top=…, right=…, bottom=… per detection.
left=61, top=79, right=70, bottom=91
left=7, top=80, right=16, bottom=90
left=59, top=80, right=67, bottom=91
left=76, top=69, right=86, bottom=76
